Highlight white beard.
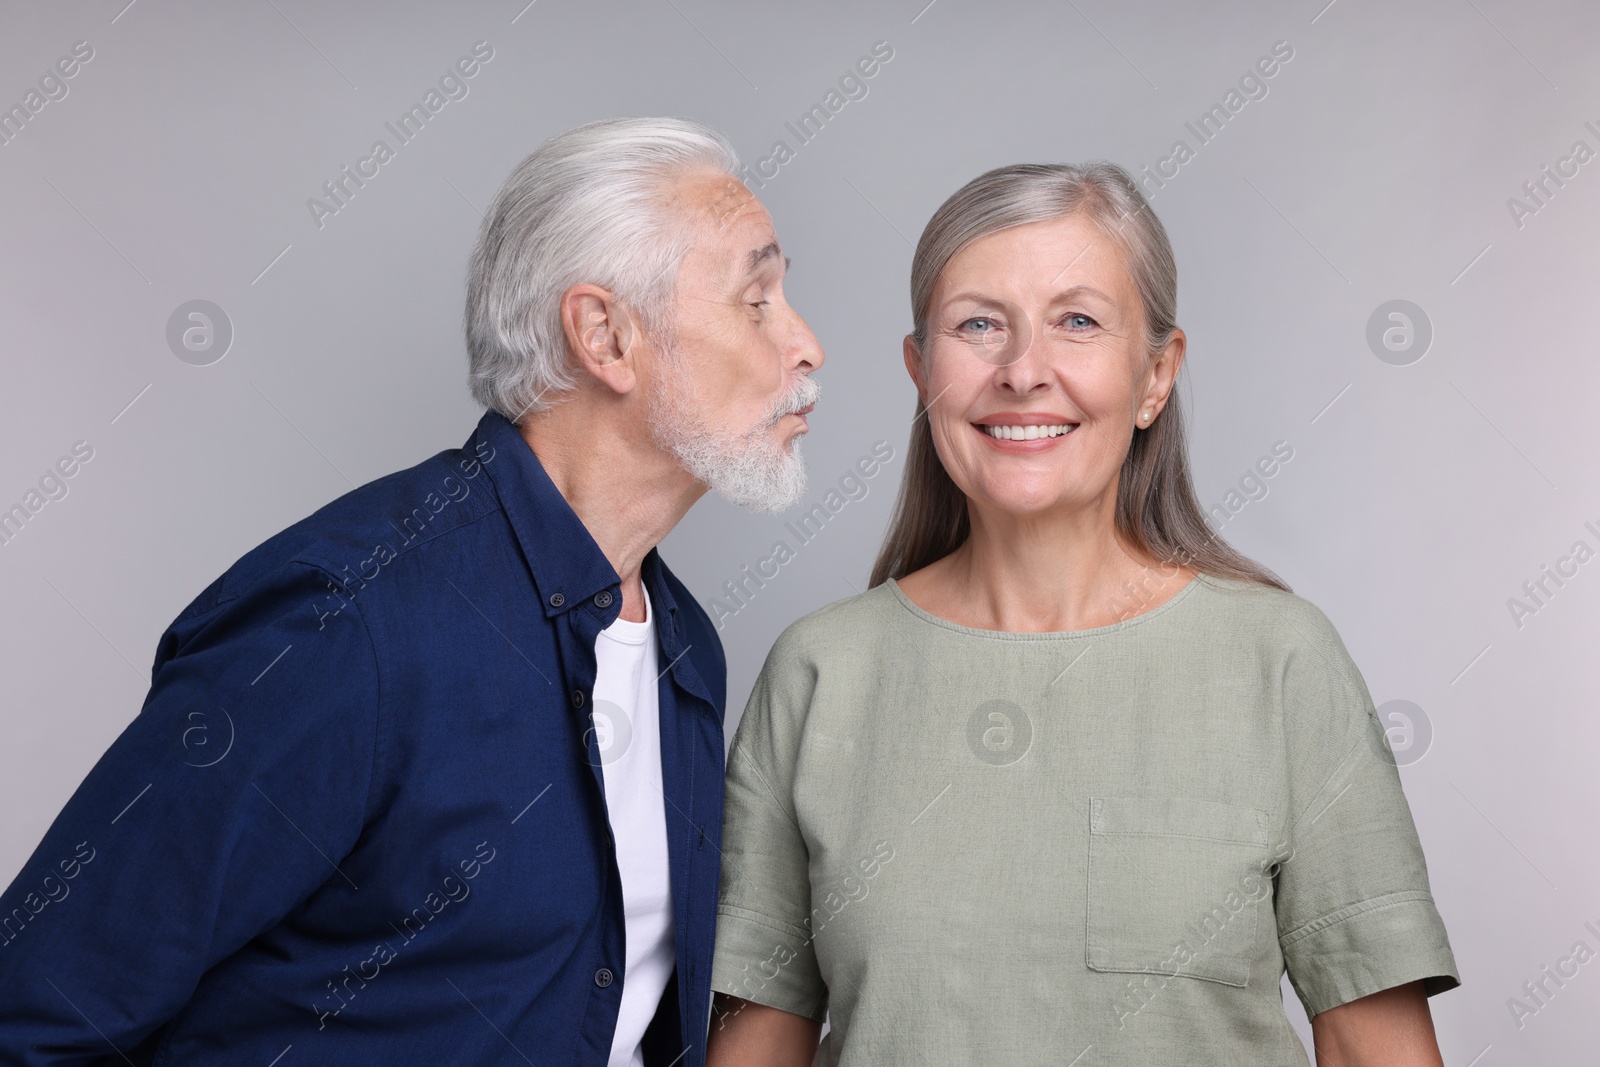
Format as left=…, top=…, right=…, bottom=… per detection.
left=648, top=356, right=819, bottom=515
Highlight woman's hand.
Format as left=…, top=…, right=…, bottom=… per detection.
left=706, top=993, right=822, bottom=1067
left=1310, top=981, right=1445, bottom=1067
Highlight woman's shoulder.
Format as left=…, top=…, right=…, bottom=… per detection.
left=761, top=582, right=901, bottom=667
left=1188, top=572, right=1351, bottom=656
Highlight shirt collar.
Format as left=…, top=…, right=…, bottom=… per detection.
left=472, top=410, right=683, bottom=627
left=474, top=410, right=620, bottom=618
left=640, top=548, right=679, bottom=617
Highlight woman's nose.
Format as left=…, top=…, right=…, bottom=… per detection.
left=990, top=318, right=1048, bottom=392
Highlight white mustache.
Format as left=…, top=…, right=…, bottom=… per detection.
left=769, top=375, right=820, bottom=422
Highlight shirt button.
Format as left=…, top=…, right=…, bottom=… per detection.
left=594, top=590, right=613, bottom=608
left=548, top=592, right=565, bottom=608
left=571, top=690, right=586, bottom=709
left=594, top=967, right=614, bottom=988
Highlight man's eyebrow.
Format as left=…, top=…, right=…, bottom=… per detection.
left=745, top=241, right=783, bottom=275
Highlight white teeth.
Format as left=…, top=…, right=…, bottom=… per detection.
left=981, top=424, right=1075, bottom=440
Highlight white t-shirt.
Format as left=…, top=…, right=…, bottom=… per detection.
left=592, top=585, right=676, bottom=1067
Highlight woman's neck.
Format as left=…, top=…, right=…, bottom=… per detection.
left=896, top=504, right=1196, bottom=633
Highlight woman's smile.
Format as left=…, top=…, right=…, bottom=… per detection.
left=972, top=411, right=1080, bottom=452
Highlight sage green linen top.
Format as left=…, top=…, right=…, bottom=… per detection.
left=710, top=573, right=1459, bottom=1066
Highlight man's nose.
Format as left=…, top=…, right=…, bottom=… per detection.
left=783, top=303, right=825, bottom=373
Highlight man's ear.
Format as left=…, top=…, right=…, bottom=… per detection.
left=560, top=283, right=640, bottom=396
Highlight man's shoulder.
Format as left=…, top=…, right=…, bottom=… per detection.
left=172, top=437, right=507, bottom=628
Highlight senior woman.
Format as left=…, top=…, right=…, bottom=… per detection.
left=703, top=162, right=1459, bottom=1066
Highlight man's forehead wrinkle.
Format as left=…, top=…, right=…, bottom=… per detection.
left=664, top=171, right=781, bottom=294
left=704, top=175, right=756, bottom=227
left=660, top=172, right=755, bottom=239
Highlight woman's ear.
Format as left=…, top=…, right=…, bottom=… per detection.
left=902, top=333, right=925, bottom=399
left=560, top=283, right=640, bottom=396
left=1139, top=326, right=1187, bottom=419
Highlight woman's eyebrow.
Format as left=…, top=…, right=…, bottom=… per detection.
left=940, top=284, right=1114, bottom=305
left=1051, top=283, right=1114, bottom=303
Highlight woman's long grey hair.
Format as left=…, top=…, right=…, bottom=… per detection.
left=868, top=161, right=1288, bottom=593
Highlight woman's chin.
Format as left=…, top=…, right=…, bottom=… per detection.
left=972, top=485, right=1093, bottom=520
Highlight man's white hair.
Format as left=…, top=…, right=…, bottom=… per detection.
left=464, top=116, right=741, bottom=421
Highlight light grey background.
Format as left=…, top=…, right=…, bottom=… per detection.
left=2, top=0, right=1596, bottom=1062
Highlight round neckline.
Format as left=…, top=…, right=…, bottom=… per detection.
left=884, top=572, right=1207, bottom=640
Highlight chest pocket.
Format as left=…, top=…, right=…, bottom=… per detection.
left=1085, top=796, right=1272, bottom=987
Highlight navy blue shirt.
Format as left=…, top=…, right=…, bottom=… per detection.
left=0, top=411, right=727, bottom=1066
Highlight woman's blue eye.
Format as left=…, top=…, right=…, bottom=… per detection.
left=961, top=317, right=996, bottom=332
left=1063, top=313, right=1096, bottom=330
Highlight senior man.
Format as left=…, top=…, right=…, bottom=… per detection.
left=0, top=117, right=822, bottom=1067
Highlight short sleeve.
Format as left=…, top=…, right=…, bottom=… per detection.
left=1273, top=605, right=1460, bottom=1017
left=709, top=634, right=828, bottom=1022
